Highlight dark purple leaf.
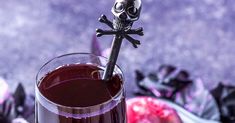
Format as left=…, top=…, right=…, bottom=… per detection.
left=91, top=34, right=102, bottom=56
left=13, top=83, right=26, bottom=116
left=211, top=83, right=235, bottom=123
left=0, top=98, right=15, bottom=123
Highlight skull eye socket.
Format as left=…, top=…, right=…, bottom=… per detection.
left=114, top=2, right=124, bottom=12
left=127, top=6, right=138, bottom=17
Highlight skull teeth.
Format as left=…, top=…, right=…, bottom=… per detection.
left=113, top=19, right=132, bottom=30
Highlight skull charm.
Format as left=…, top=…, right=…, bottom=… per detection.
left=112, top=0, right=142, bottom=30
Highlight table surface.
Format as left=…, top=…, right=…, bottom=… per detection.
left=0, top=0, right=235, bottom=97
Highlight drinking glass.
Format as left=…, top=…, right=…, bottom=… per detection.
left=35, top=53, right=126, bottom=123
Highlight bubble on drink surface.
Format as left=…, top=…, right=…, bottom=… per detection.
left=91, top=69, right=104, bottom=79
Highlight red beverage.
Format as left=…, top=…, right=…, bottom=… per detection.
left=35, top=54, right=126, bottom=123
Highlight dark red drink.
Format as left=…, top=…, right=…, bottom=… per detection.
left=36, top=55, right=126, bottom=123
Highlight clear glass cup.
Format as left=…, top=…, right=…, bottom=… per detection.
left=35, top=53, right=126, bottom=123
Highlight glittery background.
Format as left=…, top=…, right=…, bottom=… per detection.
left=0, top=0, right=235, bottom=97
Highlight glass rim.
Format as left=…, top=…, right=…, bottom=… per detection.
left=36, top=52, right=125, bottom=110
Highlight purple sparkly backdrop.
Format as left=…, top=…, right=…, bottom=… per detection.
left=0, top=0, right=235, bottom=97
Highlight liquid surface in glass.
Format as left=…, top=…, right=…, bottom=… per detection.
left=36, top=64, right=126, bottom=123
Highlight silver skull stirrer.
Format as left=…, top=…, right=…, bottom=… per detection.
left=96, top=0, right=143, bottom=81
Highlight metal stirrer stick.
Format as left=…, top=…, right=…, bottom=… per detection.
left=96, top=0, right=144, bottom=81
